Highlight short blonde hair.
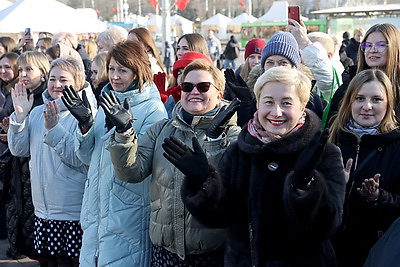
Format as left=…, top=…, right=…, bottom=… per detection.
left=181, top=59, right=225, bottom=92
left=17, top=51, right=50, bottom=80
left=307, top=32, right=335, bottom=55
left=253, top=66, right=311, bottom=107
left=50, top=57, right=86, bottom=90
left=353, top=27, right=365, bottom=36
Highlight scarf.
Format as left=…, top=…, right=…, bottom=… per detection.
left=346, top=120, right=381, bottom=137
left=247, top=110, right=306, bottom=143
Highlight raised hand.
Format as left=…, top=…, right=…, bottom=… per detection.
left=286, top=19, right=312, bottom=49
left=11, top=82, right=34, bottom=123
left=61, top=85, right=93, bottom=131
left=206, top=98, right=240, bottom=138
left=153, top=72, right=168, bottom=103
left=43, top=101, right=60, bottom=130
left=224, top=69, right=252, bottom=101
left=99, top=91, right=134, bottom=133
left=162, top=136, right=209, bottom=187
left=293, top=129, right=329, bottom=189
left=357, top=174, right=380, bottom=202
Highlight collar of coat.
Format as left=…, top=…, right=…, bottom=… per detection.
left=238, top=109, right=321, bottom=156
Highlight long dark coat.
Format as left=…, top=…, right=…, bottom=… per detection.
left=182, top=110, right=346, bottom=266
left=333, top=129, right=400, bottom=267
left=5, top=82, right=45, bottom=259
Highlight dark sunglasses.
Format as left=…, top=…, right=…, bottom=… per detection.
left=180, top=82, right=218, bottom=93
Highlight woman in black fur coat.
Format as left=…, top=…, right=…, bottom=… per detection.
left=163, top=67, right=346, bottom=266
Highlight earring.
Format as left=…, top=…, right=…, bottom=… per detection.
left=41, top=77, right=45, bottom=82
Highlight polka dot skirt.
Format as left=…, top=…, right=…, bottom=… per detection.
left=33, top=216, right=83, bottom=258
left=151, top=244, right=224, bottom=267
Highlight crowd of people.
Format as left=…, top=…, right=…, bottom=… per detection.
left=0, top=21, right=398, bottom=267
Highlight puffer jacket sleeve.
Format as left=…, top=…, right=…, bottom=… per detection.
left=75, top=123, right=96, bottom=166
left=110, top=119, right=168, bottom=183
left=43, top=122, right=85, bottom=168
left=8, top=112, right=31, bottom=158
left=301, top=42, right=333, bottom=100
left=282, top=143, right=346, bottom=238
left=182, top=143, right=239, bottom=228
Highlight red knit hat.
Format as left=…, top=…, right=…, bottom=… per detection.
left=244, top=38, right=267, bottom=60
left=172, top=51, right=212, bottom=79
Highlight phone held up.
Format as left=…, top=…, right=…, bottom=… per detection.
left=24, top=27, right=31, bottom=39
left=288, top=5, right=300, bottom=24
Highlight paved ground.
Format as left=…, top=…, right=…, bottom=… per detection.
left=0, top=238, right=39, bottom=266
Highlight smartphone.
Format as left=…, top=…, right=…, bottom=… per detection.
left=24, top=27, right=31, bottom=38
left=288, top=6, right=300, bottom=24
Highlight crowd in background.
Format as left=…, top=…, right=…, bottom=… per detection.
left=0, top=21, right=398, bottom=267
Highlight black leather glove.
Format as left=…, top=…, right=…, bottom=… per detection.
left=99, top=91, right=134, bottom=133
left=62, top=85, right=93, bottom=131
left=206, top=98, right=240, bottom=139
left=292, top=129, right=329, bottom=189
left=162, top=136, right=209, bottom=187
left=224, top=69, right=252, bottom=101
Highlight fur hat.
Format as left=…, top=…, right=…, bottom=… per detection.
left=172, top=51, right=212, bottom=79
left=261, top=31, right=301, bottom=69
left=244, top=38, right=267, bottom=60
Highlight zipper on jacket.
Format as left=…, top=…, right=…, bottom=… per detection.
left=353, top=141, right=360, bottom=171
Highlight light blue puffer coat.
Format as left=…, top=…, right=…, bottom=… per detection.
left=77, top=82, right=167, bottom=267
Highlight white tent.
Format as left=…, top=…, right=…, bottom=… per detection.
left=0, top=0, right=107, bottom=34
left=0, top=0, right=12, bottom=11
left=227, top=12, right=257, bottom=33
left=256, top=1, right=288, bottom=22
left=170, top=14, right=193, bottom=36
left=146, top=14, right=193, bottom=37
left=201, top=13, right=232, bottom=40
left=146, top=14, right=162, bottom=34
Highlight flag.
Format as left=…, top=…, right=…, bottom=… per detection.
left=239, top=0, right=246, bottom=7
left=176, top=0, right=190, bottom=11
left=148, top=0, right=158, bottom=9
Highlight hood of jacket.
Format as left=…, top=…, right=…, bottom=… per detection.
left=102, top=81, right=161, bottom=109
left=171, top=99, right=237, bottom=130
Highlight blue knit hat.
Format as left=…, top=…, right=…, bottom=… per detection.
left=261, top=31, right=301, bottom=69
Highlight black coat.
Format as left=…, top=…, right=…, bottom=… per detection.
left=344, top=38, right=360, bottom=65
left=223, top=37, right=240, bottom=60
left=5, top=82, right=45, bottom=259
left=182, top=110, right=346, bottom=266
left=333, top=129, right=400, bottom=267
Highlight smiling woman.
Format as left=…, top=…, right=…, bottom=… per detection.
left=107, top=59, right=241, bottom=266
left=167, top=66, right=347, bottom=266
left=329, top=69, right=400, bottom=267
left=8, top=56, right=97, bottom=266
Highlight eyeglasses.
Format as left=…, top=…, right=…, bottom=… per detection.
left=180, top=82, right=218, bottom=93
left=360, top=41, right=389, bottom=53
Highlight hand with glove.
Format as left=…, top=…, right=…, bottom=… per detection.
left=162, top=136, right=209, bottom=188
left=153, top=72, right=168, bottom=103
left=61, top=85, right=93, bottom=132
left=292, top=128, right=329, bottom=190
left=99, top=91, right=134, bottom=133
left=224, top=68, right=252, bottom=101
left=206, top=98, right=240, bottom=139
